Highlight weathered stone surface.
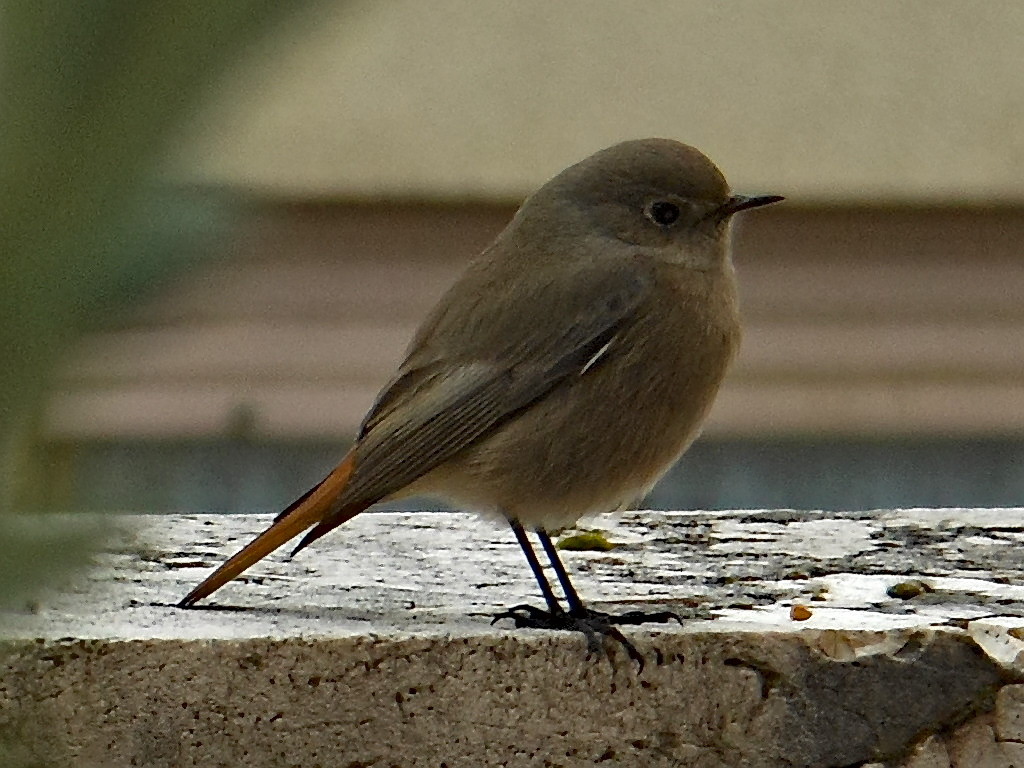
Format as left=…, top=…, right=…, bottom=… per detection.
left=999, top=741, right=1024, bottom=766
left=902, top=735, right=951, bottom=768
left=3, top=508, right=1024, bottom=767
left=9, top=507, right=1024, bottom=640
left=997, top=684, right=1024, bottom=741
left=946, top=717, right=1012, bottom=768
left=0, top=631, right=1007, bottom=768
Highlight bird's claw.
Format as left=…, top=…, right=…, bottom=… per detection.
left=492, top=604, right=681, bottom=671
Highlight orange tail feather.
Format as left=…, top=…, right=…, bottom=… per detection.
left=178, top=452, right=358, bottom=607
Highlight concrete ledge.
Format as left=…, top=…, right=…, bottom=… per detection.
left=4, top=509, right=1024, bottom=767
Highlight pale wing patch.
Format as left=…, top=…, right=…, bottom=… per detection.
left=580, top=337, right=615, bottom=375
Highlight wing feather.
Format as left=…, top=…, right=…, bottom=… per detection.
left=338, top=262, right=653, bottom=508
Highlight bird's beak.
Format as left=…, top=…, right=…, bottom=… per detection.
left=715, top=194, right=785, bottom=218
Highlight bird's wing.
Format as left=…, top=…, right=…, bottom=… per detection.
left=340, top=261, right=654, bottom=507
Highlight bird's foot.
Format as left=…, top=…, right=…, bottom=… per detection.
left=492, top=604, right=680, bottom=669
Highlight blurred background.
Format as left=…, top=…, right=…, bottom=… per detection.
left=12, top=0, right=1024, bottom=515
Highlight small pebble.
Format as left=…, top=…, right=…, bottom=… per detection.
left=887, top=580, right=932, bottom=600
left=790, top=605, right=812, bottom=621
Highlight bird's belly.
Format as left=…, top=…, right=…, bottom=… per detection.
left=413, top=318, right=737, bottom=528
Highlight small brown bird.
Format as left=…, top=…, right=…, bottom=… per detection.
left=179, top=139, right=781, bottom=655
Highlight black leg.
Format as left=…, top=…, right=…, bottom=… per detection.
left=533, top=526, right=685, bottom=633
left=493, top=519, right=685, bottom=670
left=536, top=528, right=586, bottom=615
left=508, top=518, right=563, bottom=614
left=493, top=520, right=646, bottom=669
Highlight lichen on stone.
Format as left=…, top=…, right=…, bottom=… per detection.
left=556, top=530, right=617, bottom=552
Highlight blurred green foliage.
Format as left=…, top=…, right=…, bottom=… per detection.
left=0, top=2, right=321, bottom=450
left=0, top=2, right=325, bottom=762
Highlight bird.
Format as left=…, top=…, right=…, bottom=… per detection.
left=178, top=138, right=782, bottom=658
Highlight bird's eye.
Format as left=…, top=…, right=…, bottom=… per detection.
left=645, top=200, right=681, bottom=227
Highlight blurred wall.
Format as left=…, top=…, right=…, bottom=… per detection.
left=26, top=1, right=1024, bottom=512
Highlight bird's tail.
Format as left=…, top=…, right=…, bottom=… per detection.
left=177, top=451, right=365, bottom=607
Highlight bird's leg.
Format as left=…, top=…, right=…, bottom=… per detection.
left=540, top=528, right=683, bottom=627
left=536, top=528, right=683, bottom=628
left=507, top=517, right=563, bottom=615
left=492, top=521, right=645, bottom=668
left=535, top=528, right=585, bottom=614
